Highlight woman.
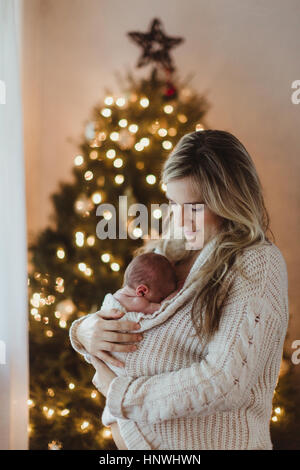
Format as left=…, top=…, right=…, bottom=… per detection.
left=70, top=130, right=289, bottom=450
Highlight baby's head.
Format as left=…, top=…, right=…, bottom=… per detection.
left=123, top=252, right=177, bottom=303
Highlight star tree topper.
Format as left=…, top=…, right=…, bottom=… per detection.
left=127, top=18, right=184, bottom=73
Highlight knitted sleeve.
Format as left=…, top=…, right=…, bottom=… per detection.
left=69, top=312, right=96, bottom=364
left=104, top=245, right=289, bottom=424
left=69, top=293, right=127, bottom=363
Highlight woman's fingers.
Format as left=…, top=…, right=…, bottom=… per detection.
left=97, top=308, right=125, bottom=319
left=101, top=318, right=141, bottom=332
left=97, top=309, right=141, bottom=332
left=97, top=340, right=139, bottom=353
left=94, top=350, right=123, bottom=368
left=100, top=330, right=143, bottom=343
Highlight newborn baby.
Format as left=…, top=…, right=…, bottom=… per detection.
left=79, top=251, right=183, bottom=431
left=98, top=252, right=182, bottom=429
left=113, top=252, right=180, bottom=315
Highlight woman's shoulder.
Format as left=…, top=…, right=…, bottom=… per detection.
left=226, top=240, right=288, bottom=303
left=241, top=240, right=288, bottom=284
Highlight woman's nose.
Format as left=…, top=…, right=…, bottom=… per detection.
left=174, top=204, right=193, bottom=228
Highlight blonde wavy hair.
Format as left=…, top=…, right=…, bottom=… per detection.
left=133, top=130, right=275, bottom=341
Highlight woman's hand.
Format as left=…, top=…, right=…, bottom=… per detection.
left=89, top=356, right=117, bottom=397
left=76, top=308, right=143, bottom=368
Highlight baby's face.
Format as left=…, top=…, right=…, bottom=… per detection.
left=144, top=287, right=165, bottom=303
left=142, top=281, right=177, bottom=303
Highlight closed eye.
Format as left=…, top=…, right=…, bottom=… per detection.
left=168, top=200, right=204, bottom=212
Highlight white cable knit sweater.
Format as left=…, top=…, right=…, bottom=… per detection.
left=69, top=236, right=289, bottom=450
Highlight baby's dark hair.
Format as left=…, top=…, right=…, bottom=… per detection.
left=124, top=252, right=177, bottom=297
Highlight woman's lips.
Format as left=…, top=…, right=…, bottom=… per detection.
left=184, top=230, right=199, bottom=238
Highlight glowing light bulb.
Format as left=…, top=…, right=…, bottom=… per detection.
left=89, top=150, right=98, bottom=160
left=56, top=248, right=65, bottom=259
left=103, top=210, right=112, bottom=220
left=92, top=192, right=102, bottom=204
left=74, top=155, right=84, bottom=166
left=140, top=137, right=150, bottom=146
left=102, top=428, right=112, bottom=438
left=113, top=158, right=123, bottom=168
left=101, top=108, right=112, bottom=117
left=129, top=124, right=138, bottom=133
left=118, top=119, right=128, bottom=127
left=111, top=263, right=120, bottom=272
left=85, top=267, right=93, bottom=276
left=164, top=104, right=173, bottom=114
left=84, top=170, right=93, bottom=181
left=146, top=174, right=156, bottom=185
left=115, top=174, right=124, bottom=184
left=153, top=209, right=162, bottom=219
left=78, top=262, right=87, bottom=272
left=106, top=149, right=116, bottom=159
left=158, top=128, right=167, bottom=137
left=140, top=97, right=149, bottom=108
left=178, top=114, right=187, bottom=123
left=134, top=142, right=143, bottom=151
left=101, top=253, right=110, bottom=263
left=104, top=96, right=114, bottom=105
left=133, top=227, right=143, bottom=238
left=87, top=235, right=95, bottom=246
left=162, top=140, right=172, bottom=150
left=75, top=231, right=84, bottom=247
left=116, top=97, right=126, bottom=107
left=110, top=132, right=119, bottom=141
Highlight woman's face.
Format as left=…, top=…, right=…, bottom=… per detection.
left=166, top=177, right=222, bottom=249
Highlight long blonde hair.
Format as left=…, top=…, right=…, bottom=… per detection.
left=133, top=130, right=274, bottom=341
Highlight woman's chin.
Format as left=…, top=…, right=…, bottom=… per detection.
left=184, top=231, right=204, bottom=249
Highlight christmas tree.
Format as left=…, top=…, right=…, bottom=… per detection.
left=28, top=18, right=209, bottom=450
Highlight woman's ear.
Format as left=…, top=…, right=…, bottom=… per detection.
left=136, top=284, right=149, bottom=297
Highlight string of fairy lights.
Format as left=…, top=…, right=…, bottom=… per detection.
left=28, top=90, right=287, bottom=449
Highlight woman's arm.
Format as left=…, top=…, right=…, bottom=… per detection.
left=110, top=422, right=128, bottom=450
left=104, top=249, right=288, bottom=424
